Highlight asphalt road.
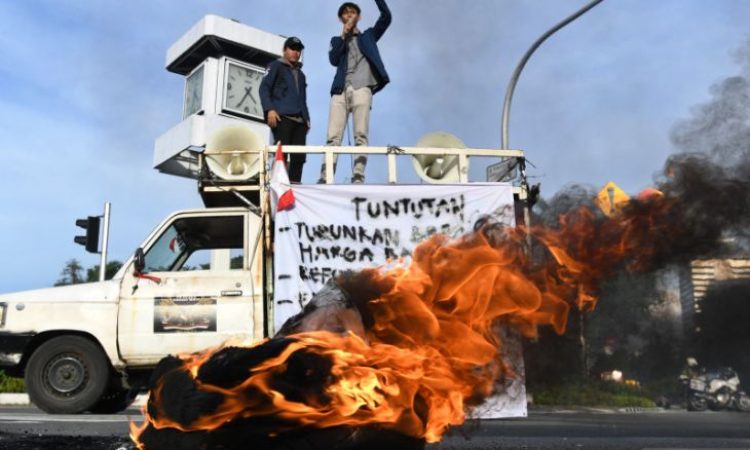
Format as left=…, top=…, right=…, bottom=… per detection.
left=0, top=406, right=749, bottom=449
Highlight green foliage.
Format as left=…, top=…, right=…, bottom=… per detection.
left=85, top=260, right=123, bottom=282
left=526, top=271, right=666, bottom=384
left=54, top=259, right=123, bottom=286
left=525, top=268, right=685, bottom=400
left=54, top=259, right=85, bottom=286
left=532, top=381, right=655, bottom=408
left=641, top=376, right=683, bottom=405
left=524, top=320, right=585, bottom=385
left=0, top=370, right=25, bottom=393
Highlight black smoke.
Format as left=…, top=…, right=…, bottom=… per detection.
left=534, top=37, right=750, bottom=268
left=664, top=36, right=750, bottom=253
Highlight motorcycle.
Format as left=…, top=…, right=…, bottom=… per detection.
left=680, top=361, right=750, bottom=412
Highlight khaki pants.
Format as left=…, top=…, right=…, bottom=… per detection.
left=319, top=85, right=372, bottom=182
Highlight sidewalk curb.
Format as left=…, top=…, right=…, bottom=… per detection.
left=0, top=393, right=29, bottom=406
left=528, top=405, right=664, bottom=414
left=0, top=393, right=149, bottom=408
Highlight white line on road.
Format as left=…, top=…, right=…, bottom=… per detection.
left=0, top=414, right=144, bottom=423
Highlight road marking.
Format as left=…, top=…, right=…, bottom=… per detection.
left=0, top=393, right=148, bottom=407
left=0, top=413, right=144, bottom=423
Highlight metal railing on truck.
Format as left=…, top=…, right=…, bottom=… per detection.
left=197, top=144, right=528, bottom=205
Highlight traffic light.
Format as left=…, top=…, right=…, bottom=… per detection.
left=74, top=216, right=101, bottom=253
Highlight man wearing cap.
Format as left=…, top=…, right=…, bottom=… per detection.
left=318, top=0, right=391, bottom=184
left=260, top=36, right=310, bottom=183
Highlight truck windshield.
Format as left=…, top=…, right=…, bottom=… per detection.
left=143, top=215, right=244, bottom=272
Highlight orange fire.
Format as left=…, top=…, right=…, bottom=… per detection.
left=132, top=192, right=673, bottom=447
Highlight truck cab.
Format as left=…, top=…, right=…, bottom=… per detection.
left=0, top=206, right=266, bottom=413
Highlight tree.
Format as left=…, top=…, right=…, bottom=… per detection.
left=85, top=261, right=123, bottom=282
left=587, top=270, right=684, bottom=385
left=54, top=259, right=84, bottom=286
left=525, top=269, right=684, bottom=388
left=586, top=271, right=658, bottom=376
left=54, top=259, right=123, bottom=286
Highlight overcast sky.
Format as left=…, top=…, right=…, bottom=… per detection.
left=1, top=0, right=749, bottom=292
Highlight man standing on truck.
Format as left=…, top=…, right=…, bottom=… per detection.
left=260, top=36, right=310, bottom=183
left=318, top=0, right=391, bottom=184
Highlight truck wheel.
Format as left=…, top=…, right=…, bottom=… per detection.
left=25, top=336, right=109, bottom=414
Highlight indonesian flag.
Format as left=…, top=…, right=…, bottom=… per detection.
left=270, top=142, right=295, bottom=217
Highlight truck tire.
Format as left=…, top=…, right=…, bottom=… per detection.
left=24, top=336, right=110, bottom=414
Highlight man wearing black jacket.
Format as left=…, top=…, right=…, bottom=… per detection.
left=260, top=36, right=310, bottom=183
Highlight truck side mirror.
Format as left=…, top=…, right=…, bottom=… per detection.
left=133, top=248, right=145, bottom=273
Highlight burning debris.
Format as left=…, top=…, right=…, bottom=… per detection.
left=131, top=159, right=750, bottom=449
left=131, top=226, right=570, bottom=450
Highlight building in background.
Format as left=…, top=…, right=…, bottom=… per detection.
left=679, top=258, right=750, bottom=334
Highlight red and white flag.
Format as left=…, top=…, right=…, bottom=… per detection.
left=270, top=142, right=295, bottom=217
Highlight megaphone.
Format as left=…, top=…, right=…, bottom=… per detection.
left=204, top=126, right=263, bottom=181
left=412, top=132, right=466, bottom=183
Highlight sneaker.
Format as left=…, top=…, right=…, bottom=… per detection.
left=351, top=174, right=365, bottom=184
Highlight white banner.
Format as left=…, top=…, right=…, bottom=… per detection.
left=272, top=183, right=516, bottom=323
left=272, top=183, right=526, bottom=418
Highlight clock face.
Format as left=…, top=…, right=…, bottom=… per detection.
left=183, top=65, right=204, bottom=119
left=224, top=62, right=264, bottom=119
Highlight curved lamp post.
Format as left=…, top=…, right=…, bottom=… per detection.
left=501, top=0, right=604, bottom=150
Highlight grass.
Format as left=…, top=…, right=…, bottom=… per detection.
left=0, top=370, right=25, bottom=393
left=531, top=381, right=656, bottom=408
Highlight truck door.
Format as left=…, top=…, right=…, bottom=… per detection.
left=117, top=211, right=264, bottom=365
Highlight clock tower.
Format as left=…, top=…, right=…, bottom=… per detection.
left=153, top=15, right=286, bottom=180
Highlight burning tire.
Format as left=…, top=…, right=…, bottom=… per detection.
left=133, top=344, right=428, bottom=450
left=24, top=335, right=110, bottom=414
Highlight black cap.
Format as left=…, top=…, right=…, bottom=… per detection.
left=284, top=36, right=304, bottom=50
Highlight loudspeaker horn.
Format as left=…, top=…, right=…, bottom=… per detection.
left=412, top=132, right=466, bottom=183
left=204, top=126, right=263, bottom=181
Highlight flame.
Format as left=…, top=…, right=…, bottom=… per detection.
left=132, top=192, right=681, bottom=447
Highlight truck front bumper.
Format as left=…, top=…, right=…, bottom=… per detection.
left=0, top=332, right=35, bottom=370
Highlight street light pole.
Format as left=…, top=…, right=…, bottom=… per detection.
left=500, top=0, right=604, bottom=150
left=99, top=202, right=111, bottom=282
